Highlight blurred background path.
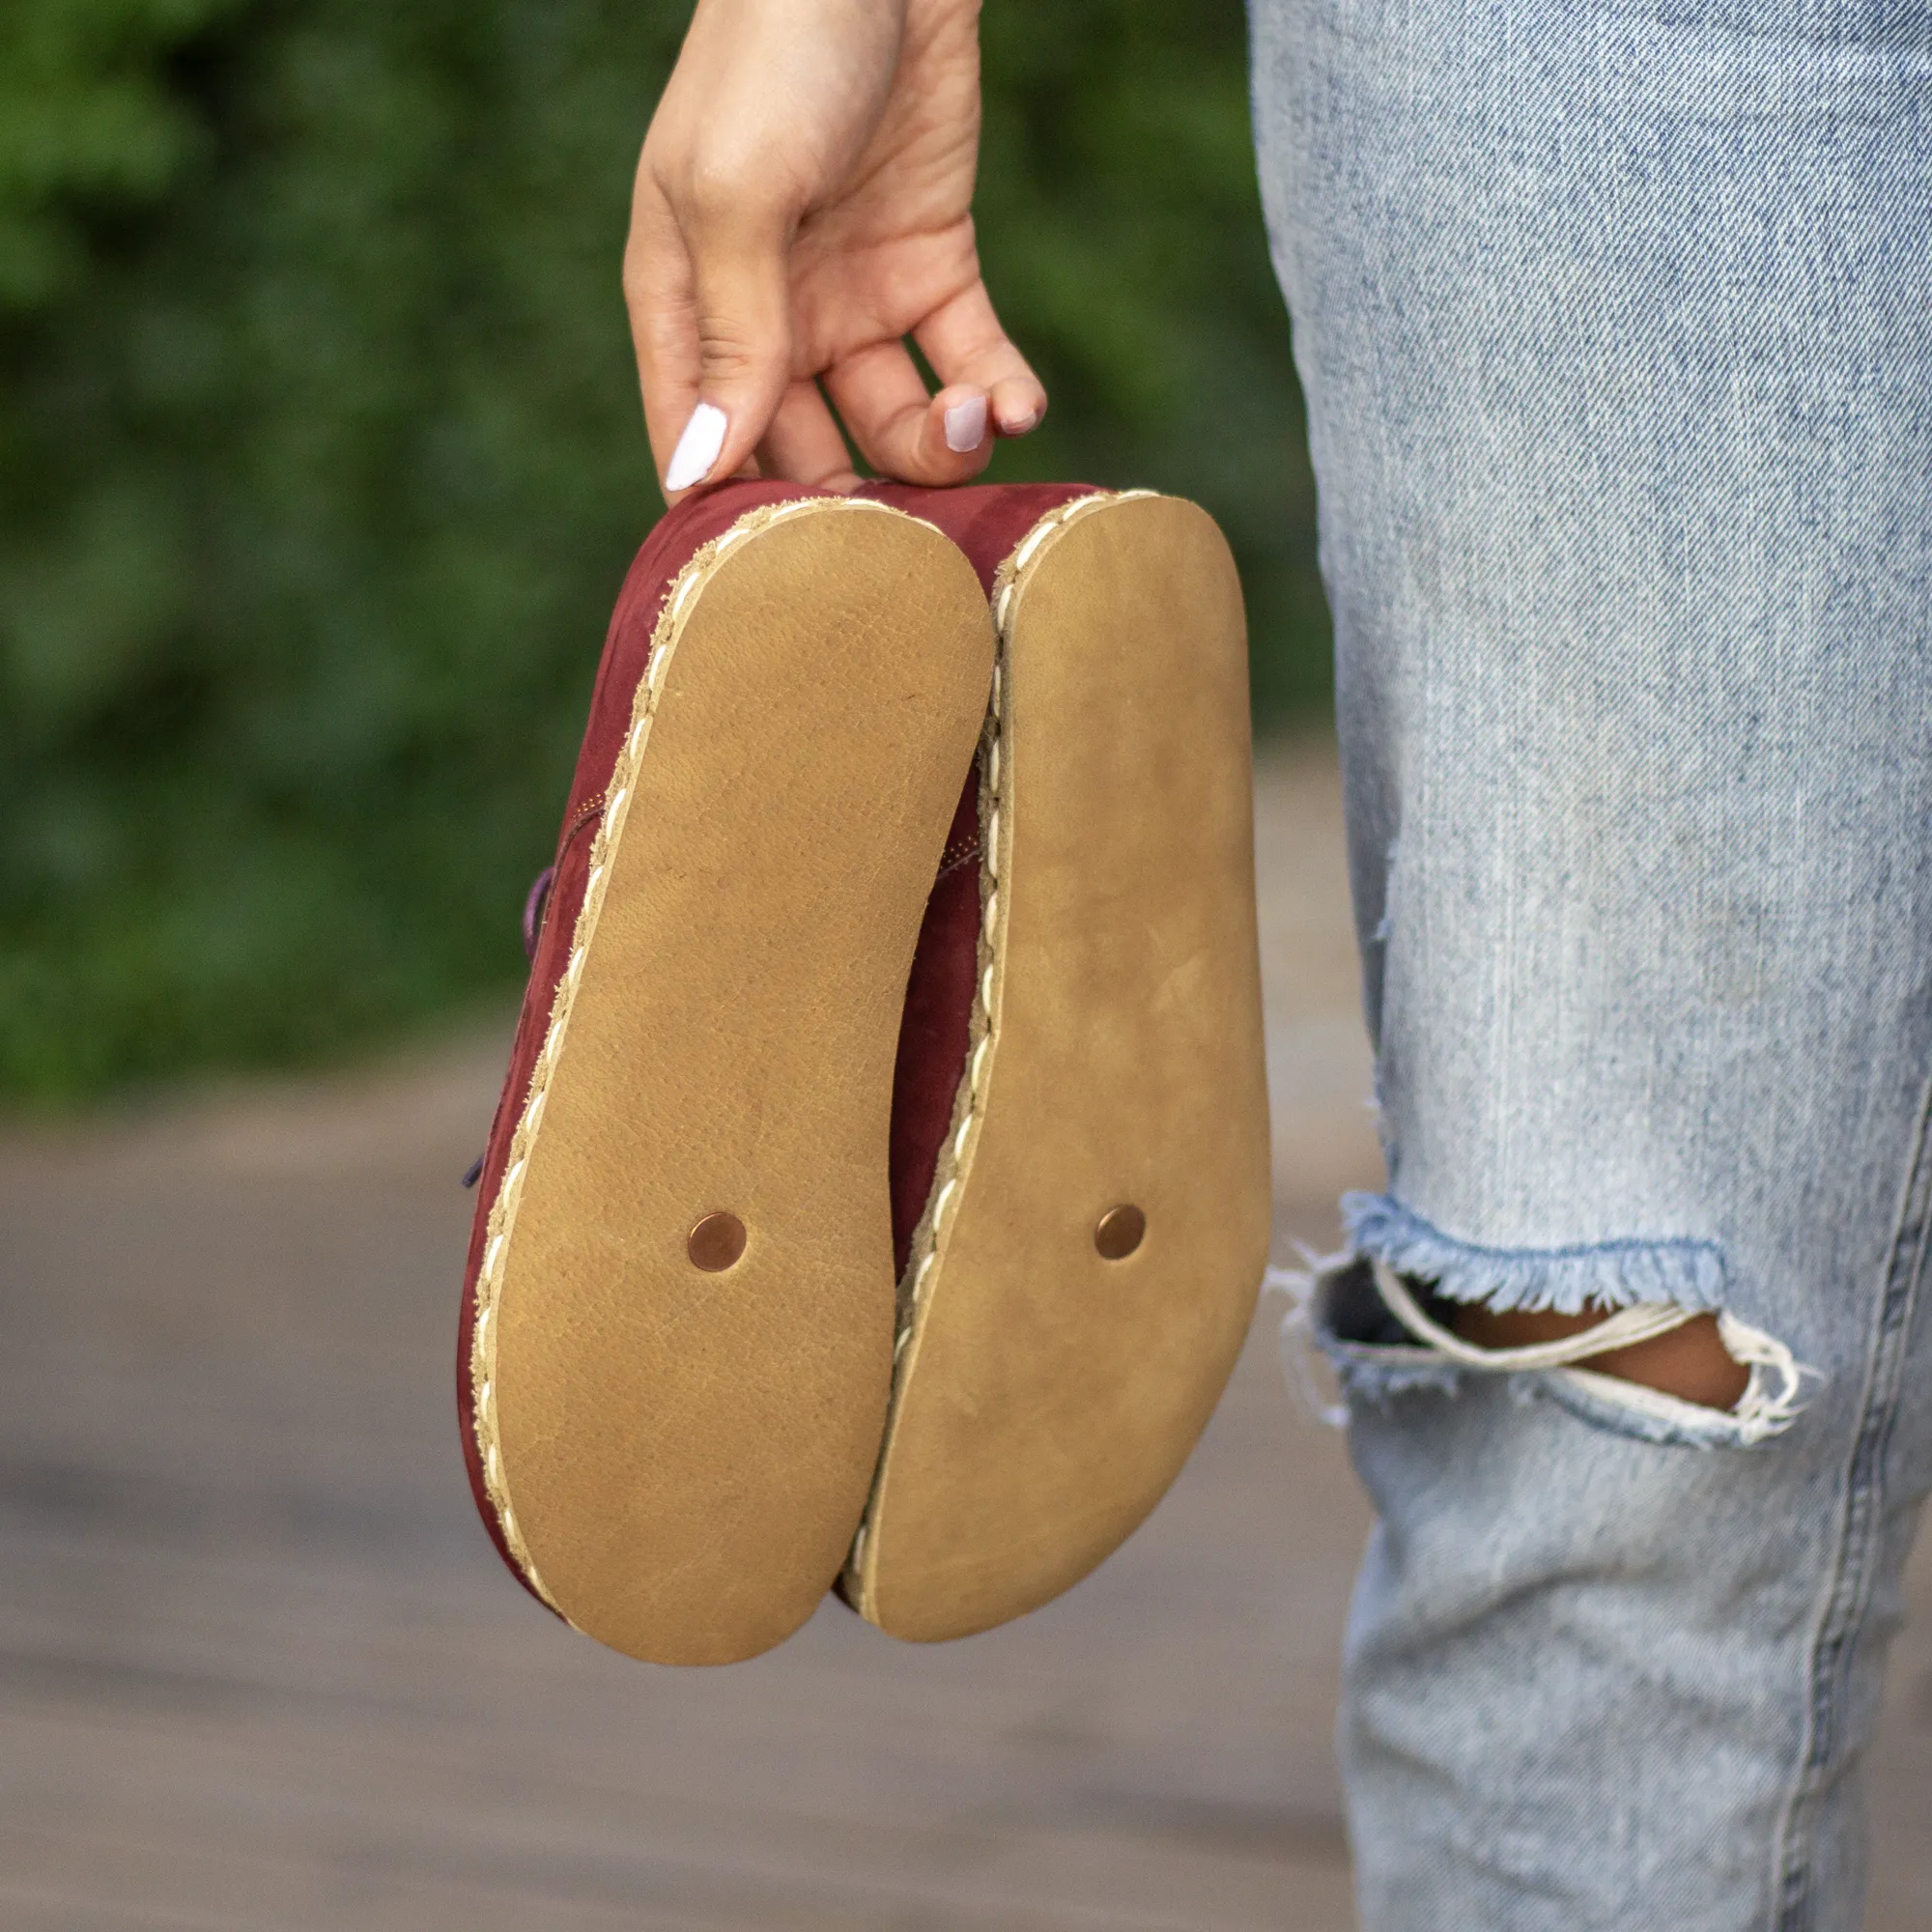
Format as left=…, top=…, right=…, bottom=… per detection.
left=1, top=743, right=1925, bottom=1931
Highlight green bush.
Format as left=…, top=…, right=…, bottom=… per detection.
left=0, top=0, right=1325, bottom=1104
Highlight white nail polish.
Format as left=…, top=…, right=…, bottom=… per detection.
left=998, top=407, right=1039, bottom=436
left=944, top=395, right=988, bottom=454
left=665, top=402, right=726, bottom=491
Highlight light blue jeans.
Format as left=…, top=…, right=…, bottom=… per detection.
left=1248, top=4, right=1932, bottom=1926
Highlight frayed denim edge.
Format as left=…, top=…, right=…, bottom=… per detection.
left=1328, top=1343, right=1466, bottom=1404
left=1540, top=1359, right=1808, bottom=1450
left=1341, top=1192, right=1729, bottom=1316
left=1268, top=1260, right=1468, bottom=1409
left=1284, top=1245, right=1815, bottom=1446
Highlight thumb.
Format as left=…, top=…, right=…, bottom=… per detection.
left=662, top=213, right=796, bottom=496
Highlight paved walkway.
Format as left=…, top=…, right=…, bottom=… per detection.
left=0, top=745, right=1924, bottom=1928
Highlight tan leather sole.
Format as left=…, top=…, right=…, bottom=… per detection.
left=847, top=493, right=1273, bottom=1642
left=470, top=499, right=994, bottom=1663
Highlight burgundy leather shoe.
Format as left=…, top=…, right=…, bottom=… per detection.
left=854, top=483, right=1272, bottom=1642
left=461, top=479, right=1268, bottom=1663
left=458, top=481, right=993, bottom=1663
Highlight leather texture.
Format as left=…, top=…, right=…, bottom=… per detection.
left=460, top=476, right=1266, bottom=1662
left=868, top=485, right=1096, bottom=1282
left=459, top=480, right=828, bottom=1603
left=850, top=491, right=1274, bottom=1643
left=458, top=485, right=994, bottom=1662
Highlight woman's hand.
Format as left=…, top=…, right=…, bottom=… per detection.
left=627, top=0, right=1045, bottom=497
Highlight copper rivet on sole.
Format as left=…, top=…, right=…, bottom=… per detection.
left=1094, top=1205, right=1146, bottom=1261
left=688, top=1211, right=747, bottom=1272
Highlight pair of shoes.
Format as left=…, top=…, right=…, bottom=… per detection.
left=458, top=479, right=1271, bottom=1664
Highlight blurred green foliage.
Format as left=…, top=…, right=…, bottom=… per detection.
left=0, top=0, right=1325, bottom=1103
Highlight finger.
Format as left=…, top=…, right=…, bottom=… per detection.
left=625, top=170, right=795, bottom=497
left=624, top=181, right=706, bottom=478
left=913, top=281, right=1047, bottom=438
left=988, top=375, right=1045, bottom=439
left=758, top=380, right=863, bottom=493
left=823, top=339, right=994, bottom=485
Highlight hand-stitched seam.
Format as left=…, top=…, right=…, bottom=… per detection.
left=845, top=489, right=1128, bottom=1615
left=468, top=495, right=902, bottom=1619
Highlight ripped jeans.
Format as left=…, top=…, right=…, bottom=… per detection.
left=1250, top=4, right=1932, bottom=1926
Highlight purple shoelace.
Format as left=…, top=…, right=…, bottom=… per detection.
left=522, top=864, right=555, bottom=963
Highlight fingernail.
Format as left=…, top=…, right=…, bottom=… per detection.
left=943, top=394, right=988, bottom=454
left=997, top=406, right=1039, bottom=436
left=665, top=402, right=726, bottom=491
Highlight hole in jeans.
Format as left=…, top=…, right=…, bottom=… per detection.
left=1451, top=1301, right=1748, bottom=1411
left=1296, top=1204, right=1816, bottom=1440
